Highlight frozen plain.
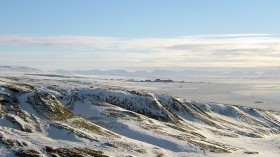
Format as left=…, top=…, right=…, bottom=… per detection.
left=74, top=75, right=280, bottom=112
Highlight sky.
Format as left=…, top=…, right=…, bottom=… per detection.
left=0, top=0, right=280, bottom=70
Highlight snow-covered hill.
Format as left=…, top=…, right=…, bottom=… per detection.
left=0, top=69, right=279, bottom=157
left=0, top=66, right=48, bottom=74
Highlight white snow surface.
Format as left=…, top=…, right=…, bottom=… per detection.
left=0, top=68, right=279, bottom=157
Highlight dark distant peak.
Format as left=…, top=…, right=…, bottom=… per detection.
left=154, top=79, right=173, bottom=82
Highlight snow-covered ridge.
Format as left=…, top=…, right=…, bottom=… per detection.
left=0, top=66, right=45, bottom=74
left=0, top=73, right=279, bottom=156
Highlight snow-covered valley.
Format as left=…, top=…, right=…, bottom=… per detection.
left=0, top=67, right=279, bottom=157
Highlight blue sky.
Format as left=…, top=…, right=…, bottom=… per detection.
left=1, top=0, right=280, bottom=70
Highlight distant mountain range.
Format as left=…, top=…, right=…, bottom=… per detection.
left=1, top=66, right=280, bottom=79
left=55, top=68, right=280, bottom=79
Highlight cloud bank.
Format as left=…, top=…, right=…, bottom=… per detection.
left=0, top=34, right=279, bottom=70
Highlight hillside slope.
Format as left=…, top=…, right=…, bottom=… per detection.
left=0, top=71, right=279, bottom=157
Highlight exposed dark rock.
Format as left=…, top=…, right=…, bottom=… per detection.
left=15, top=149, right=41, bottom=157
left=44, top=146, right=109, bottom=157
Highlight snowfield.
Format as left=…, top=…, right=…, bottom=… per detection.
left=0, top=67, right=279, bottom=157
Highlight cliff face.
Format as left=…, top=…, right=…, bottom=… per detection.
left=0, top=73, right=279, bottom=157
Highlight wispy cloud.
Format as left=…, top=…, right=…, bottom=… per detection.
left=0, top=34, right=280, bottom=70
